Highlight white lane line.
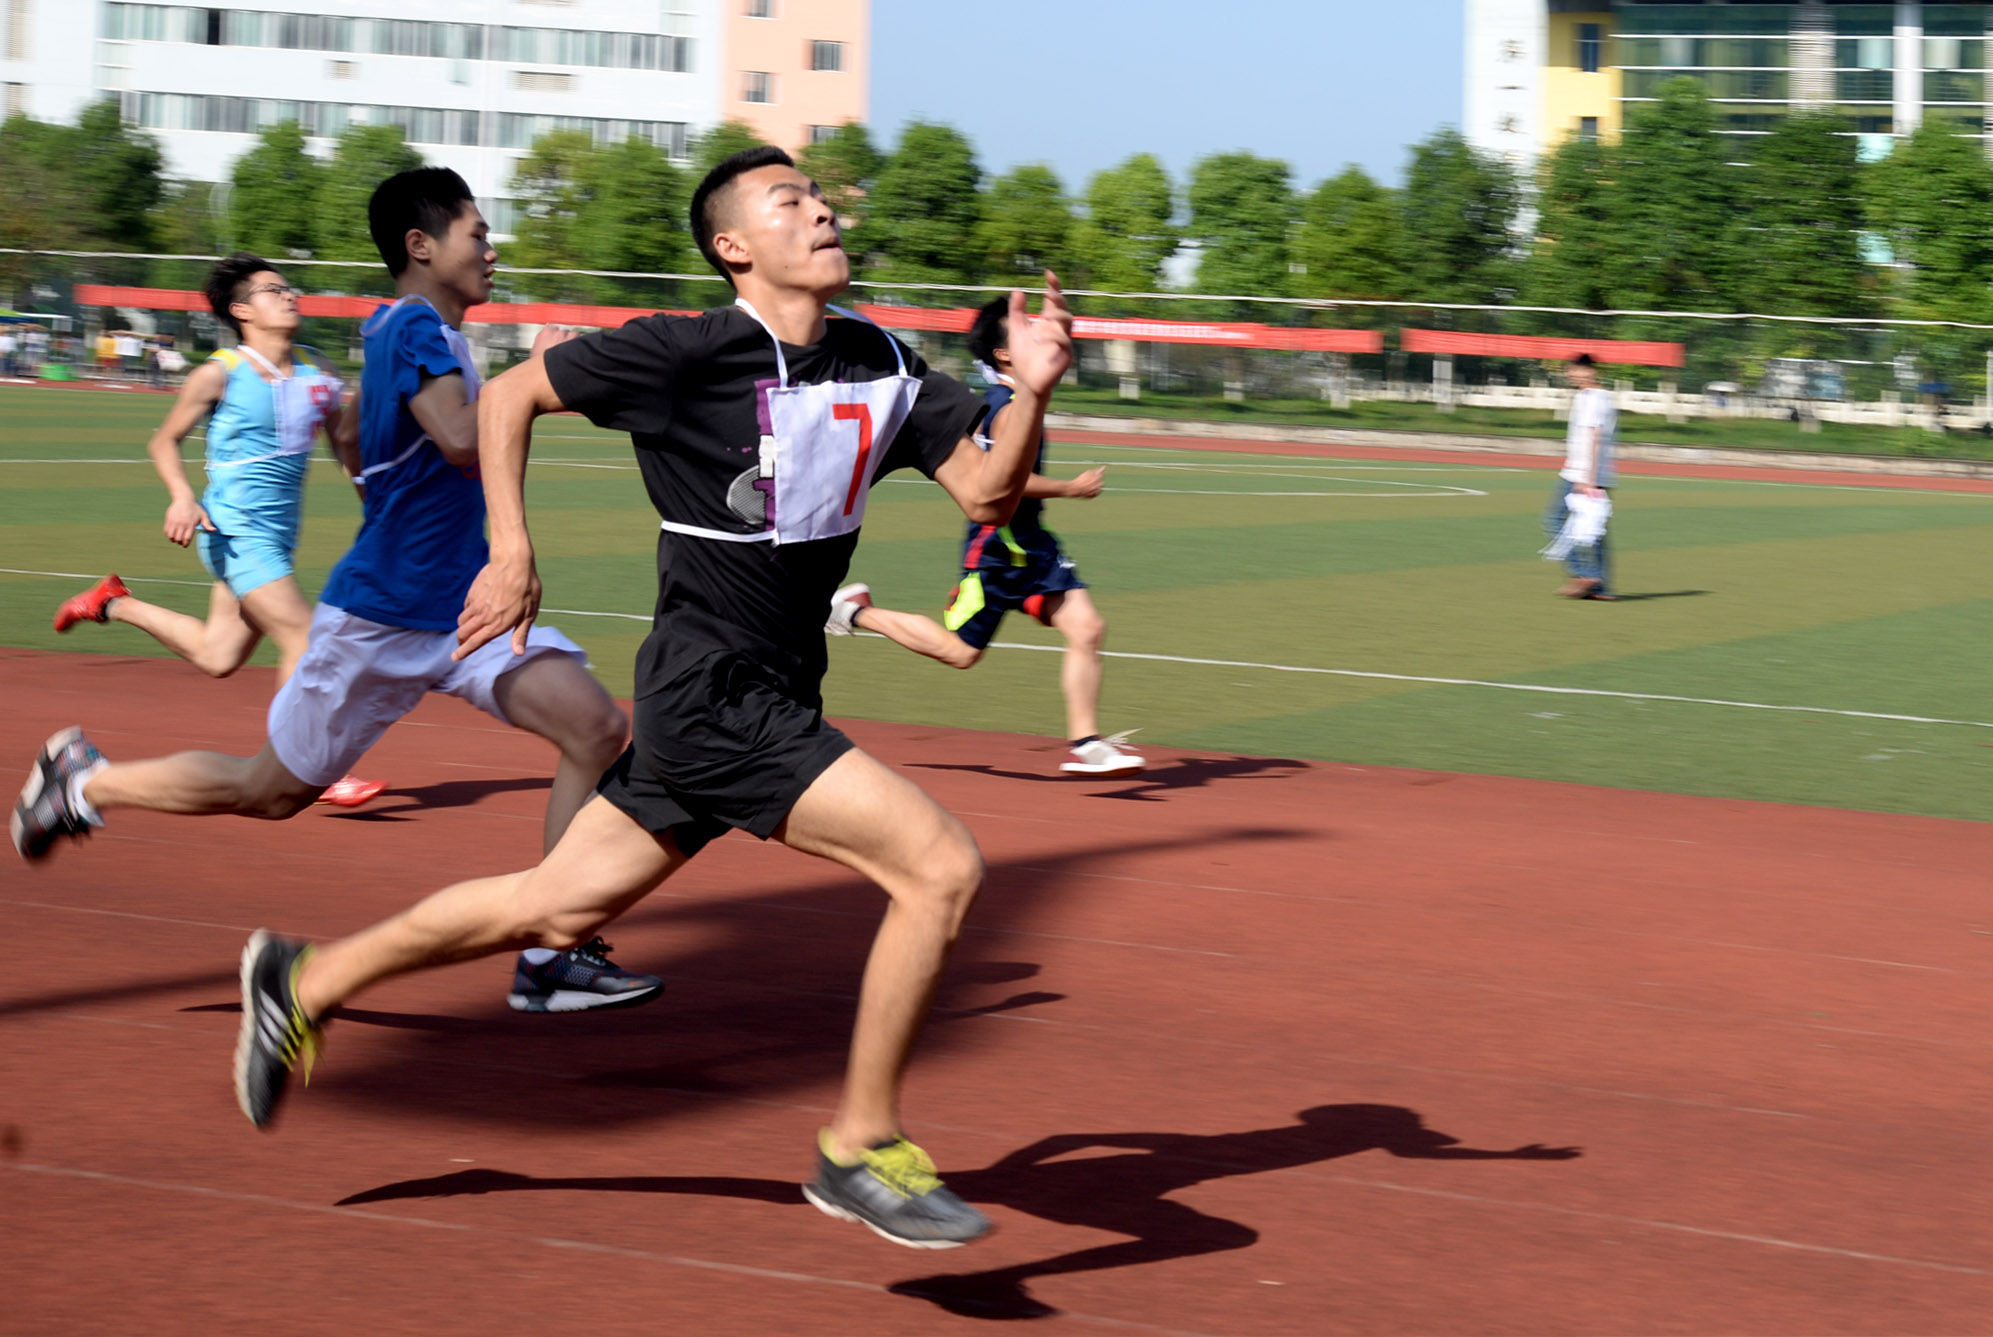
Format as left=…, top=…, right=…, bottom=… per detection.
left=1, top=1162, right=1218, bottom=1334
left=856, top=636, right=1993, bottom=731
left=3, top=567, right=1983, bottom=729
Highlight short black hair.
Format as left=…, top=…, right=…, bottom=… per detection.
left=690, top=145, right=797, bottom=287
left=204, top=252, right=278, bottom=337
left=1571, top=352, right=1596, bottom=368
left=368, top=167, right=476, bottom=277
left=967, top=295, right=1010, bottom=367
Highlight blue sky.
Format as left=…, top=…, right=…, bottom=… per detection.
left=868, top=0, right=1465, bottom=195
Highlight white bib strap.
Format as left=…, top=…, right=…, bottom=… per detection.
left=358, top=435, right=432, bottom=481
left=235, top=344, right=288, bottom=381
left=734, top=298, right=907, bottom=382
left=660, top=519, right=776, bottom=543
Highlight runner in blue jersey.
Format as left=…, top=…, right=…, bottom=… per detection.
left=827, top=295, right=1144, bottom=779
left=16, top=170, right=647, bottom=1014
left=50, top=252, right=385, bottom=806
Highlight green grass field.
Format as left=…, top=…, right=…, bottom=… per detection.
left=4, top=384, right=1990, bottom=820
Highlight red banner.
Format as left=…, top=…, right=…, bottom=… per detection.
left=75, top=285, right=1387, bottom=354
left=1400, top=329, right=1685, bottom=368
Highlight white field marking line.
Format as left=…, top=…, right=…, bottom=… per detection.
left=0, top=1164, right=1218, bottom=1336
left=0, top=897, right=261, bottom=935
left=907, top=638, right=1993, bottom=731
left=1305, top=1170, right=1992, bottom=1278
left=4, top=564, right=1983, bottom=729
left=19, top=1155, right=1982, bottom=1292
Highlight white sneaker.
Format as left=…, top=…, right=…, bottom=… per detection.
left=826, top=583, right=873, bottom=636
left=1060, top=730, right=1145, bottom=778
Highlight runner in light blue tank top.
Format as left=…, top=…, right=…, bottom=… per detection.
left=49, top=252, right=386, bottom=806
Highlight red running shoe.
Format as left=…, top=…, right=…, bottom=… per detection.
left=316, top=775, right=387, bottom=807
left=53, top=574, right=130, bottom=631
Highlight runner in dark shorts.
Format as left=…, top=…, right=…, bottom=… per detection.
left=827, top=296, right=1143, bottom=778
left=227, top=147, right=1076, bottom=1250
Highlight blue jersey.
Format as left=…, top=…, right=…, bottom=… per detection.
left=200, top=344, right=342, bottom=550
left=321, top=297, right=486, bottom=631
left=960, top=380, right=1049, bottom=552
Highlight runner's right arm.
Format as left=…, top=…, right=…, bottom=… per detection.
left=453, top=353, right=563, bottom=659
left=146, top=358, right=228, bottom=546
left=408, top=372, right=478, bottom=467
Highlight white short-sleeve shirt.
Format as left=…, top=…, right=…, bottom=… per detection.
left=1562, top=385, right=1618, bottom=487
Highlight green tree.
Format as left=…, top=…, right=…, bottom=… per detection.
left=510, top=130, right=694, bottom=304
left=0, top=114, right=86, bottom=302
left=866, top=121, right=983, bottom=286
left=1292, top=167, right=1406, bottom=302
left=692, top=119, right=770, bottom=177
left=1865, top=117, right=1993, bottom=323
left=1603, top=78, right=1739, bottom=311
left=229, top=121, right=323, bottom=260
left=150, top=179, right=226, bottom=288
left=72, top=98, right=165, bottom=255
left=507, top=128, right=596, bottom=300
left=574, top=135, right=695, bottom=305
left=1519, top=132, right=1617, bottom=311
left=1186, top=151, right=1294, bottom=306
left=1071, top=153, right=1178, bottom=303
left=795, top=121, right=881, bottom=253
left=312, top=124, right=423, bottom=282
left=1397, top=127, right=1519, bottom=306
left=0, top=101, right=163, bottom=292
left=978, top=163, right=1074, bottom=285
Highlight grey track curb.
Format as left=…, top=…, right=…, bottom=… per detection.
left=1043, top=412, right=1993, bottom=481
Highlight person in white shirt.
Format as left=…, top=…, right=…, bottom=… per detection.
left=0, top=330, right=17, bottom=377
left=1546, top=353, right=1618, bottom=600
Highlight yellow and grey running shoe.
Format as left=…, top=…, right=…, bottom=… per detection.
left=234, top=930, right=324, bottom=1130
left=802, top=1130, right=991, bottom=1248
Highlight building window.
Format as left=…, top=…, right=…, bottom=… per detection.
left=808, top=124, right=839, bottom=145
left=5, top=83, right=24, bottom=116
left=743, top=70, right=773, bottom=103
left=5, top=0, right=26, bottom=60
left=746, top=0, right=773, bottom=16
left=1577, top=23, right=1601, bottom=74
left=514, top=70, right=573, bottom=92
left=1579, top=116, right=1598, bottom=139
left=811, top=40, right=842, bottom=72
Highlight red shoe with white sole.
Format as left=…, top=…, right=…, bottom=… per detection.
left=316, top=775, right=387, bottom=807
left=53, top=574, right=131, bottom=631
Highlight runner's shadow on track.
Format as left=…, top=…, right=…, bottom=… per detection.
left=334, top=1104, right=1579, bottom=1321
left=296, top=826, right=1310, bottom=1129
left=323, top=775, right=553, bottom=822
left=888, top=1104, right=1583, bottom=1320
left=909, top=756, right=1310, bottom=801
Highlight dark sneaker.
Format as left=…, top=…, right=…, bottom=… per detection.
left=235, top=930, right=324, bottom=1129
left=12, top=727, right=106, bottom=861
left=803, top=1131, right=992, bottom=1249
left=52, top=573, right=129, bottom=631
left=507, top=937, right=661, bottom=1013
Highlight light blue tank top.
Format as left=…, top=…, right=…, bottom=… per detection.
left=200, top=345, right=343, bottom=547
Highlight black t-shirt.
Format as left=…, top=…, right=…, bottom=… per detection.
left=544, top=305, right=985, bottom=704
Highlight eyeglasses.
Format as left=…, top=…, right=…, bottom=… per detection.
left=244, top=284, right=298, bottom=300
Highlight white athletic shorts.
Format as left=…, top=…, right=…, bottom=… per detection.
left=268, top=603, right=588, bottom=787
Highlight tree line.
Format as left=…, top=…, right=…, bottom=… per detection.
left=5, top=78, right=1992, bottom=348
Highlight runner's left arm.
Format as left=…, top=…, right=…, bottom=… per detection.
left=323, top=382, right=365, bottom=499
left=932, top=273, right=1072, bottom=524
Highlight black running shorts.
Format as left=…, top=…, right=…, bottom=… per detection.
left=595, top=649, right=854, bottom=855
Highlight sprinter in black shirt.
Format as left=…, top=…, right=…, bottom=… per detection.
left=231, top=147, right=1073, bottom=1250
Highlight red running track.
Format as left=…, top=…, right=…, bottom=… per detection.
left=2, top=647, right=1989, bottom=1333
